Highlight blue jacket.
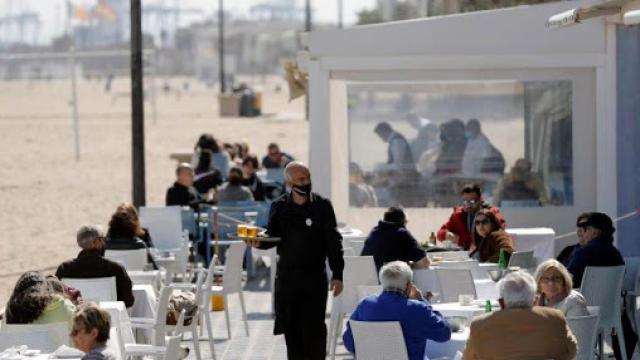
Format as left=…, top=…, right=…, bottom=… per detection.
left=566, top=236, right=624, bottom=288
left=343, top=292, right=451, bottom=360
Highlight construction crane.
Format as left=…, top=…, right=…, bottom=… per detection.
left=142, top=1, right=204, bottom=47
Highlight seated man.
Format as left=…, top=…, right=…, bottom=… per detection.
left=437, top=183, right=505, bottom=249
left=166, top=162, right=206, bottom=209
left=261, top=142, right=294, bottom=169
left=562, top=212, right=624, bottom=288
left=56, top=225, right=135, bottom=308
left=462, top=270, right=577, bottom=360
left=343, top=261, right=451, bottom=360
left=215, top=166, right=254, bottom=202
left=361, top=207, right=430, bottom=272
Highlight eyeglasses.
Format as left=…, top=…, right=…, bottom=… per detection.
left=540, top=276, right=564, bottom=284
left=462, top=199, right=478, bottom=206
left=475, top=219, right=490, bottom=225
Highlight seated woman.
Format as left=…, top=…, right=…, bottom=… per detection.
left=115, top=203, right=154, bottom=248
left=4, top=271, right=75, bottom=325
left=469, top=208, right=514, bottom=263
left=534, top=259, right=588, bottom=317
left=106, top=210, right=158, bottom=270
left=71, top=304, right=117, bottom=360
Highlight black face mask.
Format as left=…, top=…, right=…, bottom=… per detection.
left=292, top=183, right=312, bottom=196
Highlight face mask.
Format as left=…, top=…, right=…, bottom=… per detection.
left=292, top=183, right=312, bottom=196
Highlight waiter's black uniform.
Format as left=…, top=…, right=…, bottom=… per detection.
left=261, top=192, right=344, bottom=359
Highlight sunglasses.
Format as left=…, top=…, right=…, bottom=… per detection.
left=475, top=219, right=490, bottom=225
left=462, top=199, right=478, bottom=206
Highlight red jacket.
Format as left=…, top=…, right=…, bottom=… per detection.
left=437, top=205, right=506, bottom=249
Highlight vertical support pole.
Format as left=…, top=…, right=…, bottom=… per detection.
left=218, top=0, right=226, bottom=94
left=69, top=36, right=80, bottom=161
left=131, top=0, right=146, bottom=207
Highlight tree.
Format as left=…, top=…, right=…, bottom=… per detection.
left=357, top=8, right=384, bottom=25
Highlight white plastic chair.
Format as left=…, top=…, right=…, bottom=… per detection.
left=346, top=238, right=366, bottom=256
left=435, top=268, right=477, bottom=303
left=328, top=255, right=378, bottom=359
left=349, top=320, right=408, bottom=360
left=580, top=265, right=627, bottom=360
left=508, top=250, right=536, bottom=269
left=0, top=329, right=53, bottom=352
left=357, top=285, right=382, bottom=301
left=203, top=241, right=249, bottom=339
left=567, top=314, right=600, bottom=360
left=105, top=249, right=148, bottom=271
left=1, top=322, right=70, bottom=351
left=120, top=309, right=188, bottom=360
left=61, top=277, right=117, bottom=302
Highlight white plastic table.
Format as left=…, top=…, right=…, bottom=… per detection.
left=425, top=328, right=469, bottom=359
left=506, top=227, right=556, bottom=260
left=414, top=265, right=501, bottom=300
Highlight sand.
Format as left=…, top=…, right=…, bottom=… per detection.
left=0, top=76, right=306, bottom=305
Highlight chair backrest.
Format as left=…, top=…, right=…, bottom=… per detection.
left=508, top=251, right=536, bottom=269
left=436, top=260, right=478, bottom=270
left=622, top=257, right=640, bottom=293
left=357, top=285, right=383, bottom=301
left=139, top=206, right=184, bottom=251
left=181, top=207, right=197, bottom=239
left=343, top=247, right=356, bottom=257
left=164, top=310, right=187, bottom=360
left=0, top=329, right=53, bottom=352
left=579, top=265, right=625, bottom=329
left=221, top=242, right=247, bottom=293
left=2, top=322, right=70, bottom=351
left=265, top=168, right=285, bottom=183
left=349, top=320, right=409, bottom=360
left=567, top=314, right=600, bottom=360
left=346, top=238, right=366, bottom=257
left=105, top=249, right=147, bottom=271
left=340, top=256, right=379, bottom=313
left=435, top=268, right=477, bottom=303
left=62, top=277, right=117, bottom=302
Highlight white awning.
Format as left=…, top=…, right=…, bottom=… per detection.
left=546, top=0, right=640, bottom=28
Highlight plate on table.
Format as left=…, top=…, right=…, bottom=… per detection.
left=226, top=233, right=281, bottom=242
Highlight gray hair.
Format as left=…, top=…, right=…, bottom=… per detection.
left=379, top=261, right=413, bottom=291
left=499, top=270, right=537, bottom=309
left=284, top=161, right=309, bottom=182
left=77, top=225, right=104, bottom=249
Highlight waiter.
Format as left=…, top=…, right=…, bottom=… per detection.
left=246, top=161, right=344, bottom=359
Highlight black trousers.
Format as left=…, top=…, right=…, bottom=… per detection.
left=276, top=269, right=328, bottom=360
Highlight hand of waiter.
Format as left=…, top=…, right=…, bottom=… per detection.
left=244, top=239, right=261, bottom=248
left=330, top=279, right=343, bottom=297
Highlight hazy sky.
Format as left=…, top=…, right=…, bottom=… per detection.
left=1, top=0, right=377, bottom=45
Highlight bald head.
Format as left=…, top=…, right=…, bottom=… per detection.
left=284, top=161, right=310, bottom=182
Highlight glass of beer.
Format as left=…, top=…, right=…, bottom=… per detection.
left=246, top=225, right=258, bottom=238
left=237, top=224, right=248, bottom=237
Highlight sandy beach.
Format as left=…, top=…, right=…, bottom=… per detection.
left=0, top=76, right=306, bottom=305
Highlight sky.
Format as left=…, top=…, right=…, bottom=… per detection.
left=1, top=0, right=377, bottom=45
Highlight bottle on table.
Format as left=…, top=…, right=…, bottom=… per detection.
left=498, top=248, right=507, bottom=270
left=485, top=299, right=492, bottom=313
left=429, top=232, right=437, bottom=246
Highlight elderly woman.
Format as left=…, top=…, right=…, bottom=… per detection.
left=4, top=271, right=75, bottom=325
left=71, top=304, right=117, bottom=360
left=534, top=259, right=589, bottom=317
left=469, top=208, right=514, bottom=263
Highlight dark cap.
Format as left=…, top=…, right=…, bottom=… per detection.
left=383, top=207, right=406, bottom=226
left=578, top=212, right=615, bottom=236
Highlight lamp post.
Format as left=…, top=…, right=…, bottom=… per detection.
left=218, top=0, right=226, bottom=94
left=130, top=0, right=146, bottom=207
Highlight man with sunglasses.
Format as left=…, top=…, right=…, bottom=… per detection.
left=437, top=184, right=505, bottom=250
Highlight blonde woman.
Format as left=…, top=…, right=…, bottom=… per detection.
left=534, top=259, right=589, bottom=317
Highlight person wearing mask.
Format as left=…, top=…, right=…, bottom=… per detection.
left=438, top=184, right=505, bottom=249
left=534, top=259, right=588, bottom=317
left=166, top=163, right=207, bottom=209
left=241, top=155, right=266, bottom=201
left=245, top=161, right=344, bottom=359
left=343, top=261, right=451, bottom=360
left=469, top=208, right=514, bottom=263
left=3, top=271, right=76, bottom=325
left=55, top=225, right=134, bottom=308
left=361, top=207, right=430, bottom=272
left=215, top=167, right=254, bottom=203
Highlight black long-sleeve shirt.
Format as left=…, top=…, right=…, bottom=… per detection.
left=261, top=192, right=344, bottom=280
left=165, top=182, right=203, bottom=209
